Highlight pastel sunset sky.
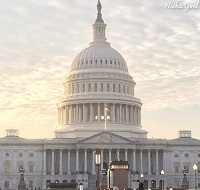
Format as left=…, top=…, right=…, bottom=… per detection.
left=0, top=0, right=200, bottom=139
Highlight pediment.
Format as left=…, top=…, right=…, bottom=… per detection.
left=77, top=132, right=131, bottom=144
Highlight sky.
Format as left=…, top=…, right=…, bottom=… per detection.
left=0, top=0, right=200, bottom=139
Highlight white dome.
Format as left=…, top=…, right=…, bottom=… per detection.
left=70, top=42, right=128, bottom=73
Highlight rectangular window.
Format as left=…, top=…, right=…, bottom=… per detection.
left=174, top=154, right=178, bottom=157
left=29, top=165, right=33, bottom=173
left=29, top=153, right=34, bottom=157
left=4, top=180, right=9, bottom=189
left=185, top=153, right=189, bottom=157
left=174, top=165, right=179, bottom=173
left=174, top=180, right=180, bottom=188
left=29, top=180, right=33, bottom=188
left=19, top=152, right=23, bottom=157
left=113, top=84, right=115, bottom=92
left=198, top=162, right=200, bottom=173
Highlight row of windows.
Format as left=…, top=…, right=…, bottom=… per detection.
left=4, top=161, right=34, bottom=174
left=174, top=153, right=200, bottom=158
left=65, top=82, right=134, bottom=95
left=174, top=163, right=200, bottom=173
left=19, top=152, right=34, bottom=157
left=4, top=152, right=34, bottom=157
left=73, top=59, right=126, bottom=70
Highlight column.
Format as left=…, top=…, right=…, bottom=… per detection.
left=117, top=149, right=120, bottom=161
left=90, top=104, right=93, bottom=122
left=148, top=149, right=151, bottom=175
left=67, top=150, right=71, bottom=174
left=156, top=150, right=159, bottom=174
left=132, top=150, right=136, bottom=171
left=83, top=104, right=86, bottom=122
left=73, top=106, right=76, bottom=123
left=51, top=150, right=55, bottom=175
left=126, top=105, right=128, bottom=123
left=60, top=107, right=63, bottom=124
left=131, top=105, right=133, bottom=124
left=101, top=149, right=103, bottom=170
left=76, top=149, right=79, bottom=172
left=180, top=150, right=183, bottom=173
left=119, top=104, right=122, bottom=123
left=98, top=104, right=100, bottom=122
left=109, top=149, right=112, bottom=164
left=69, top=105, right=72, bottom=124
left=92, top=149, right=95, bottom=174
left=140, top=150, right=143, bottom=172
left=59, top=150, right=63, bottom=175
left=43, top=150, right=46, bottom=175
left=134, top=107, right=137, bottom=125
left=84, top=149, right=87, bottom=173
left=163, top=150, right=166, bottom=171
left=133, top=106, right=135, bottom=124
left=139, top=108, right=141, bottom=125
left=79, top=105, right=82, bottom=122
left=58, top=108, right=60, bottom=125
left=76, top=104, right=79, bottom=123
left=125, top=149, right=128, bottom=161
left=112, top=104, right=115, bottom=122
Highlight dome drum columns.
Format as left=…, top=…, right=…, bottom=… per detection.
left=57, top=103, right=141, bottom=126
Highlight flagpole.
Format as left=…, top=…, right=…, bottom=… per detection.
left=104, top=103, right=107, bottom=130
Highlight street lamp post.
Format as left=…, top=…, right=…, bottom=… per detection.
left=95, top=149, right=101, bottom=190
left=140, top=173, right=144, bottom=183
left=79, top=183, right=83, bottom=190
left=193, top=164, right=198, bottom=189
left=161, top=170, right=164, bottom=190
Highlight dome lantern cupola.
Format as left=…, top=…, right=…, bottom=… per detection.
left=93, top=0, right=107, bottom=42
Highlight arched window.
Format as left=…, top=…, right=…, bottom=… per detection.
left=127, top=85, right=130, bottom=94
left=72, top=84, right=75, bottom=94
left=76, top=84, right=79, bottom=93
left=94, top=83, right=97, bottom=92
left=68, top=84, right=71, bottom=94
left=118, top=84, right=121, bottom=93
left=113, top=84, right=116, bottom=92
left=123, top=85, right=125, bottom=93
left=107, top=83, right=110, bottom=92
left=82, top=84, right=85, bottom=93
left=5, top=161, right=10, bottom=174
left=88, top=83, right=91, bottom=92
left=101, top=83, right=103, bottom=92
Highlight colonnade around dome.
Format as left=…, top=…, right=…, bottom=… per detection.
left=57, top=103, right=141, bottom=126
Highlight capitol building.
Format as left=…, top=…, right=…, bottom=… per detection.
left=1, top=1, right=200, bottom=190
